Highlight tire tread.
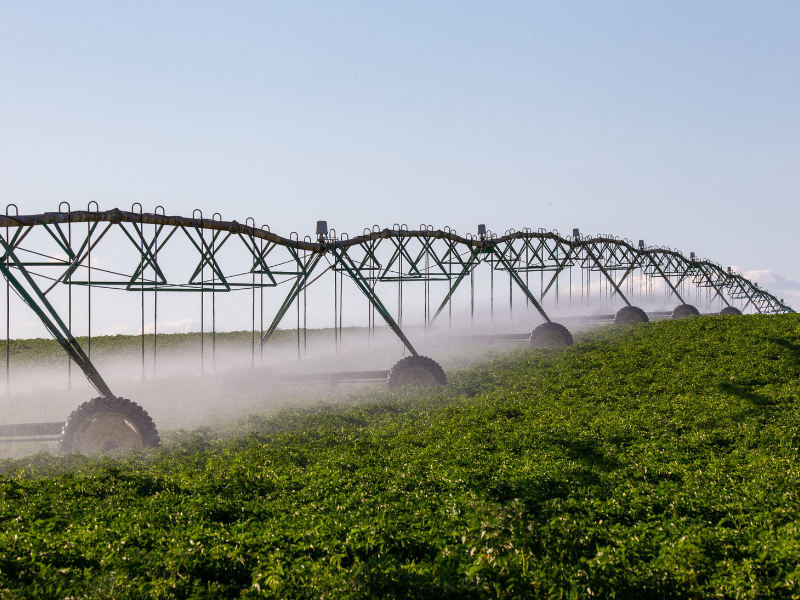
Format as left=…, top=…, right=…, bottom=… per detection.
left=59, top=396, right=160, bottom=454
left=529, top=322, right=574, bottom=347
left=387, top=356, right=447, bottom=388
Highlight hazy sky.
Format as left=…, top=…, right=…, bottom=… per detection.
left=2, top=1, right=799, bottom=310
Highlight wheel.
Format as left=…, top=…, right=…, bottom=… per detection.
left=529, top=322, right=574, bottom=347
left=387, top=356, right=447, bottom=388
left=719, top=306, right=742, bottom=316
left=60, top=396, right=160, bottom=454
left=614, top=305, right=649, bottom=325
left=671, top=304, right=700, bottom=319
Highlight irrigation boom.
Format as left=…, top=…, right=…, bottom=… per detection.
left=0, top=205, right=792, bottom=453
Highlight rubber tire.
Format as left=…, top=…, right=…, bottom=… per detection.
left=387, top=356, right=447, bottom=388
left=719, top=306, right=742, bottom=316
left=671, top=304, right=700, bottom=319
left=60, top=396, right=160, bottom=455
left=614, top=306, right=650, bottom=325
left=529, top=322, right=574, bottom=347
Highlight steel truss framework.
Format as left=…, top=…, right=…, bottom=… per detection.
left=0, top=208, right=792, bottom=398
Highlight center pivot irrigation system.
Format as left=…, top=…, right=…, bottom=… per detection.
left=0, top=206, right=792, bottom=454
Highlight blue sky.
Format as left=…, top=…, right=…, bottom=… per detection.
left=1, top=1, right=799, bottom=314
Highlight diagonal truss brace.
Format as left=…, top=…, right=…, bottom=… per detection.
left=429, top=244, right=481, bottom=325
left=691, top=263, right=733, bottom=309
left=179, top=225, right=231, bottom=289
left=579, top=241, right=632, bottom=307
left=489, top=245, right=552, bottom=322
left=642, top=251, right=685, bottom=305
left=538, top=244, right=576, bottom=301
left=329, top=245, right=418, bottom=356
left=258, top=251, right=325, bottom=349
left=0, top=235, right=114, bottom=398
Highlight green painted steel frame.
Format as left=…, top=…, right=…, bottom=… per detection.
left=0, top=209, right=793, bottom=396
left=0, top=233, right=113, bottom=398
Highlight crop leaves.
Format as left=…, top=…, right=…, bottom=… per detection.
left=0, top=315, right=799, bottom=597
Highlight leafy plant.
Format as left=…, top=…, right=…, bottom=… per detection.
left=1, top=315, right=799, bottom=598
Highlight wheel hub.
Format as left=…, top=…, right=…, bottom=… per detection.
left=72, top=411, right=144, bottom=454
left=397, top=366, right=439, bottom=386
left=538, top=330, right=568, bottom=346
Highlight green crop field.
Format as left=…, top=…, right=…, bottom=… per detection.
left=1, top=315, right=799, bottom=598
left=0, top=327, right=327, bottom=367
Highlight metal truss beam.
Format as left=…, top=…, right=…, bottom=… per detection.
left=0, top=208, right=792, bottom=394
